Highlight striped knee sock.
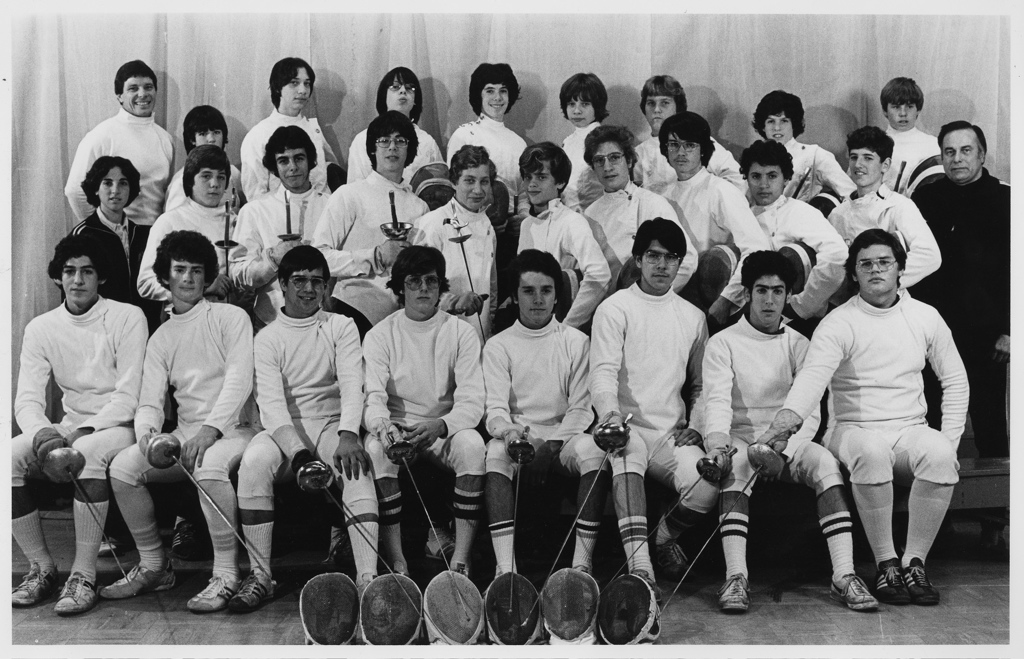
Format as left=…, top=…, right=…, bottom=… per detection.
left=618, top=515, right=654, bottom=575
left=819, top=511, right=854, bottom=583
left=345, top=497, right=379, bottom=578
left=571, top=518, right=601, bottom=571
left=452, top=485, right=483, bottom=567
left=198, top=480, right=239, bottom=583
left=655, top=505, right=699, bottom=546
left=720, top=511, right=749, bottom=578
left=489, top=519, right=515, bottom=573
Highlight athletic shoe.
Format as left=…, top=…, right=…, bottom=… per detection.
left=99, top=562, right=176, bottom=599
left=830, top=573, right=879, bottom=611
left=228, top=570, right=276, bottom=613
left=654, top=540, right=690, bottom=581
left=425, top=525, right=456, bottom=563
left=12, top=564, right=59, bottom=607
left=902, top=558, right=939, bottom=605
left=170, top=520, right=209, bottom=561
left=872, top=558, right=911, bottom=605
left=633, top=569, right=663, bottom=603
left=325, top=525, right=354, bottom=568
left=53, top=572, right=97, bottom=616
left=187, top=575, right=239, bottom=613
left=718, top=573, right=750, bottom=612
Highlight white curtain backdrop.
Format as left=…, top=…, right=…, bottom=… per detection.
left=8, top=13, right=1011, bottom=429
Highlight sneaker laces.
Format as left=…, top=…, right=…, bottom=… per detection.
left=61, top=574, right=92, bottom=600
left=14, top=565, right=45, bottom=594
left=878, top=564, right=902, bottom=587
left=903, top=564, right=933, bottom=588
left=197, top=576, right=233, bottom=599
left=844, top=575, right=871, bottom=597
left=172, top=523, right=196, bottom=549
left=658, top=541, right=689, bottom=565
left=721, top=574, right=747, bottom=597
left=236, top=573, right=269, bottom=601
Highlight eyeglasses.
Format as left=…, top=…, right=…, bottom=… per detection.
left=404, top=275, right=440, bottom=290
left=641, top=250, right=682, bottom=266
left=855, top=257, right=897, bottom=272
left=592, top=153, right=624, bottom=168
left=388, top=83, right=416, bottom=93
left=375, top=137, right=410, bottom=148
left=665, top=141, right=701, bottom=154
left=289, top=275, right=327, bottom=289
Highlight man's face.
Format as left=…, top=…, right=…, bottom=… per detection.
left=637, top=239, right=680, bottom=297
left=98, top=166, right=131, bottom=215
left=386, top=78, right=416, bottom=117
left=403, top=269, right=441, bottom=321
left=746, top=162, right=788, bottom=207
left=592, top=141, right=631, bottom=193
left=118, top=76, right=157, bottom=118
left=481, top=83, right=509, bottom=122
left=643, top=95, right=676, bottom=137
left=941, top=128, right=986, bottom=186
left=665, top=132, right=703, bottom=181
left=59, top=256, right=104, bottom=315
left=283, top=267, right=326, bottom=318
left=374, top=131, right=409, bottom=178
left=274, top=147, right=312, bottom=193
left=167, top=259, right=207, bottom=307
left=884, top=102, right=919, bottom=133
left=746, top=274, right=788, bottom=333
left=525, top=160, right=565, bottom=210
left=847, top=148, right=889, bottom=193
left=193, top=129, right=225, bottom=150
left=567, top=99, right=596, bottom=129
left=764, top=113, right=794, bottom=143
left=454, top=164, right=491, bottom=212
left=517, top=270, right=557, bottom=330
left=191, top=167, right=228, bottom=208
left=278, top=67, right=312, bottom=117
left=853, top=244, right=902, bottom=306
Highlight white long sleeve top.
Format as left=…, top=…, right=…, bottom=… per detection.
left=782, top=293, right=969, bottom=446
left=411, top=198, right=497, bottom=342
left=346, top=124, right=444, bottom=185
left=751, top=195, right=848, bottom=318
left=590, top=284, right=708, bottom=436
left=313, top=171, right=429, bottom=326
left=782, top=139, right=856, bottom=203
left=164, top=164, right=242, bottom=214
left=634, top=134, right=746, bottom=195
left=583, top=181, right=697, bottom=297
left=240, top=109, right=338, bottom=201
left=15, top=299, right=147, bottom=439
left=483, top=319, right=592, bottom=444
left=231, top=185, right=331, bottom=326
left=362, top=310, right=484, bottom=435
left=518, top=199, right=611, bottom=329
left=254, top=310, right=363, bottom=445
left=702, top=315, right=818, bottom=455
left=137, top=198, right=235, bottom=303
left=561, top=122, right=604, bottom=210
left=135, top=299, right=254, bottom=437
left=663, top=168, right=772, bottom=307
left=884, top=126, right=940, bottom=196
left=447, top=114, right=527, bottom=196
left=827, top=184, right=941, bottom=290
left=64, top=108, right=174, bottom=226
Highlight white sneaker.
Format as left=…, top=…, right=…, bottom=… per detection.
left=187, top=575, right=239, bottom=613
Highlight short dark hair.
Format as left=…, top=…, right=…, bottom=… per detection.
left=114, top=60, right=157, bottom=95
left=632, top=218, right=687, bottom=260
left=153, top=230, right=219, bottom=289
left=448, top=145, right=496, bottom=185
left=376, top=67, right=424, bottom=123
left=583, top=124, right=638, bottom=170
left=938, top=120, right=987, bottom=154
left=386, top=245, right=450, bottom=306
left=262, top=125, right=317, bottom=177
left=183, top=145, right=232, bottom=199
left=659, top=112, right=715, bottom=167
left=740, top=250, right=796, bottom=292
left=844, top=229, right=907, bottom=288
left=880, top=77, right=924, bottom=112
left=752, top=90, right=805, bottom=139
left=639, top=75, right=687, bottom=114
left=277, top=244, right=328, bottom=285
left=559, top=73, right=609, bottom=122
left=739, top=140, right=795, bottom=180
left=183, top=105, right=229, bottom=154
left=81, top=156, right=141, bottom=208
left=366, top=110, right=419, bottom=169
left=269, top=57, right=315, bottom=109
left=846, top=126, right=894, bottom=162
left=48, top=234, right=110, bottom=281
left=468, top=63, right=521, bottom=116
left=519, top=142, right=571, bottom=187
left=509, top=249, right=562, bottom=303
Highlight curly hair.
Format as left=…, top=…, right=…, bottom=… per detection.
left=583, top=124, right=638, bottom=170
left=81, top=156, right=141, bottom=208
left=152, top=230, right=219, bottom=289
left=47, top=234, right=110, bottom=281
left=469, top=63, right=521, bottom=116
left=752, top=90, right=805, bottom=139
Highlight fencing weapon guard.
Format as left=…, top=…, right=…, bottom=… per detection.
left=484, top=572, right=541, bottom=645
left=299, top=572, right=359, bottom=645
left=505, top=426, right=535, bottom=465
left=539, top=567, right=600, bottom=644
left=423, top=570, right=485, bottom=644
left=777, top=241, right=817, bottom=296
left=747, top=442, right=786, bottom=479
left=380, top=190, right=413, bottom=241
left=444, top=216, right=487, bottom=337
left=593, top=412, right=633, bottom=452
left=696, top=243, right=741, bottom=308
left=597, top=573, right=661, bottom=644
left=360, top=572, right=424, bottom=645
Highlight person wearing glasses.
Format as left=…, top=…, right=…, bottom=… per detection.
left=313, top=111, right=429, bottom=338
left=590, top=219, right=717, bottom=599
left=757, top=228, right=968, bottom=607
left=363, top=246, right=486, bottom=577
left=827, top=126, right=941, bottom=303
left=582, top=125, right=696, bottom=298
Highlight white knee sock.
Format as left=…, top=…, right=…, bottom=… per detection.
left=903, top=480, right=954, bottom=566
left=114, top=483, right=165, bottom=572
left=198, top=480, right=239, bottom=583
left=71, top=500, right=108, bottom=582
left=720, top=511, right=749, bottom=578
left=851, top=483, right=897, bottom=564
left=241, top=521, right=273, bottom=578
left=345, top=497, right=379, bottom=578
left=12, top=511, right=54, bottom=571
left=819, top=511, right=855, bottom=583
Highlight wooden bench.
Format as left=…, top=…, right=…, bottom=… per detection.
left=893, top=457, right=1010, bottom=512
